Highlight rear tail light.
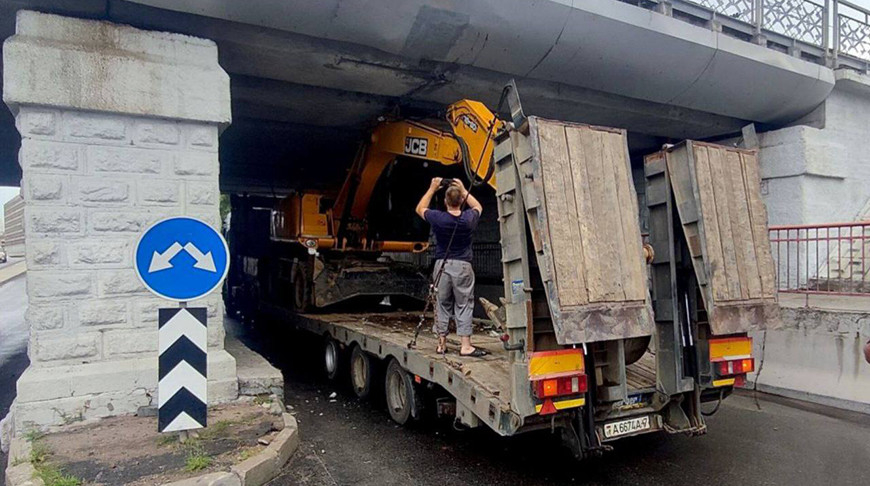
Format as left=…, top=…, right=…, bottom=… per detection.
left=533, top=374, right=587, bottom=398
left=716, top=358, right=755, bottom=377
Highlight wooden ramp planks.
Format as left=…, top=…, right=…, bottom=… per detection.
left=665, top=141, right=779, bottom=335
left=529, top=117, right=653, bottom=344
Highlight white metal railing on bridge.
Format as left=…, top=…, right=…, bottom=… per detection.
left=837, top=1, right=870, bottom=60
left=629, top=0, right=870, bottom=67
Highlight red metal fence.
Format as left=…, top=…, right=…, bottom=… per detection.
left=768, top=221, right=870, bottom=295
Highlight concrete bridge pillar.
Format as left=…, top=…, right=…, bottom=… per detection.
left=1, top=11, right=237, bottom=435
left=751, top=69, right=870, bottom=413
left=759, top=70, right=870, bottom=226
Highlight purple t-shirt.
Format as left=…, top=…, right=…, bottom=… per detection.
left=424, top=209, right=480, bottom=262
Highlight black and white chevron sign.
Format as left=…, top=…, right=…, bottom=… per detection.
left=158, top=307, right=208, bottom=432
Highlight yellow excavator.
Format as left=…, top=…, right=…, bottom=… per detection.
left=268, top=99, right=504, bottom=309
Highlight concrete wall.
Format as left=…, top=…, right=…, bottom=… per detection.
left=1, top=11, right=237, bottom=437
left=751, top=71, right=870, bottom=413
left=747, top=306, right=870, bottom=414
left=760, top=70, right=870, bottom=226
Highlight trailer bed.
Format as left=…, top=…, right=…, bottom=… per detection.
left=287, top=310, right=523, bottom=435
left=626, top=353, right=657, bottom=391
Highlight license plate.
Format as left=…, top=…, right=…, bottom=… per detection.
left=603, top=416, right=651, bottom=439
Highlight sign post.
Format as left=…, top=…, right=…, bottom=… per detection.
left=134, top=217, right=229, bottom=433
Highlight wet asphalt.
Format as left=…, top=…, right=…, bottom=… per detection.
left=232, top=317, right=870, bottom=486
left=0, top=275, right=30, bottom=486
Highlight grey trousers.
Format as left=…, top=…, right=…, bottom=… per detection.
left=433, top=259, right=475, bottom=337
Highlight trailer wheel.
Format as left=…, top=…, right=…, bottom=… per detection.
left=384, top=358, right=421, bottom=425
left=324, top=337, right=341, bottom=380
left=349, top=345, right=374, bottom=399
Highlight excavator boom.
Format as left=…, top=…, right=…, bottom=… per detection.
left=333, top=100, right=501, bottom=228
left=269, top=98, right=503, bottom=308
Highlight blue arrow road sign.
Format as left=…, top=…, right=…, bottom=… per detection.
left=134, top=217, right=229, bottom=301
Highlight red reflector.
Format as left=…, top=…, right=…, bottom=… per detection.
left=716, top=358, right=754, bottom=377
left=533, top=374, right=587, bottom=398
left=539, top=399, right=557, bottom=415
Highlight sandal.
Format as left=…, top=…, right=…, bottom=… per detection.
left=459, top=347, right=489, bottom=358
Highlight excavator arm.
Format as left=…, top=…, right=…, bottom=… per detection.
left=268, top=99, right=503, bottom=308
left=332, top=99, right=502, bottom=234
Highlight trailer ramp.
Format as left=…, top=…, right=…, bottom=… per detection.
left=520, top=117, right=654, bottom=344
left=663, top=141, right=779, bottom=335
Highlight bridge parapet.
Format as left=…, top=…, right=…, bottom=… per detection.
left=622, top=0, right=870, bottom=71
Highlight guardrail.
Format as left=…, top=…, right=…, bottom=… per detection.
left=836, top=0, right=870, bottom=61
left=769, top=221, right=870, bottom=295
left=624, top=0, right=870, bottom=70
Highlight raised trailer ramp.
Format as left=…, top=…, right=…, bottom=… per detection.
left=290, top=311, right=525, bottom=435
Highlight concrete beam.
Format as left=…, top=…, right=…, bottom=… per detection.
left=3, top=10, right=231, bottom=125
left=108, top=0, right=748, bottom=140
left=126, top=0, right=834, bottom=124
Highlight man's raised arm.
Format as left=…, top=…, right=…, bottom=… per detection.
left=452, top=179, right=482, bottom=215
left=416, top=177, right=442, bottom=219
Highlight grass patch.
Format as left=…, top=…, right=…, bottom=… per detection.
left=185, top=450, right=213, bottom=472
left=27, top=438, right=83, bottom=486
left=199, top=420, right=232, bottom=439
left=237, top=447, right=259, bottom=462
left=156, top=433, right=179, bottom=447
left=35, top=465, right=82, bottom=486
left=252, top=395, right=272, bottom=406
left=183, top=441, right=213, bottom=472
left=23, top=429, right=45, bottom=442
left=30, top=441, right=50, bottom=465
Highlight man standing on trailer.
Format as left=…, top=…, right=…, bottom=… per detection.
left=416, top=177, right=488, bottom=357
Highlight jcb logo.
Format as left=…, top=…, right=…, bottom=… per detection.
left=460, top=115, right=479, bottom=132
left=404, top=137, right=428, bottom=156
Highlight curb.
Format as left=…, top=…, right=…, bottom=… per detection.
left=0, top=260, right=26, bottom=286
left=4, top=438, right=45, bottom=486
left=162, top=412, right=299, bottom=486
left=4, top=413, right=300, bottom=486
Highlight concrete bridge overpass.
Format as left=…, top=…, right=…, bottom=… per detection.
left=2, top=0, right=867, bottom=193
left=1, top=1, right=869, bottom=437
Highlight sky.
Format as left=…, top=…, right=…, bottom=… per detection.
left=842, top=1, right=870, bottom=16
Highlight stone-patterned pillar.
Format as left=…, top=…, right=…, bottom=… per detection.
left=2, top=11, right=238, bottom=433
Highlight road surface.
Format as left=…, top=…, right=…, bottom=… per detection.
left=230, top=318, right=870, bottom=486
left=0, top=274, right=29, bottom=486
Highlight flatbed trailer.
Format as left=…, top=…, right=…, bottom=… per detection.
left=263, top=306, right=660, bottom=438
left=226, top=88, right=778, bottom=457
left=288, top=310, right=522, bottom=434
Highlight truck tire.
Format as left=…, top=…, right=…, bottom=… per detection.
left=350, top=345, right=374, bottom=399
left=384, top=358, right=422, bottom=425
left=324, top=336, right=341, bottom=380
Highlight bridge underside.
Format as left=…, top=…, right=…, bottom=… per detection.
left=0, top=0, right=835, bottom=193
